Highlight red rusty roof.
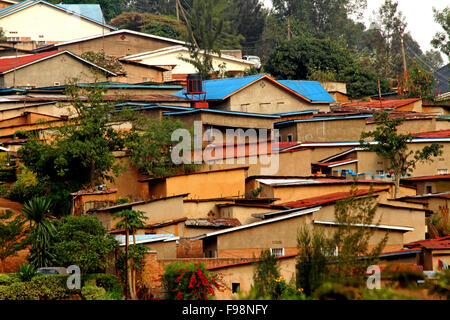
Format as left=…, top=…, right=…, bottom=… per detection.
left=412, top=129, right=450, bottom=139
left=402, top=174, right=450, bottom=181
left=342, top=98, right=421, bottom=109
left=314, top=158, right=358, bottom=167
left=279, top=188, right=388, bottom=208
left=405, top=236, right=450, bottom=250
left=0, top=51, right=60, bottom=73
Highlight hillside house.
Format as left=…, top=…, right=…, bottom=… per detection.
left=0, top=50, right=116, bottom=88
left=0, top=0, right=115, bottom=49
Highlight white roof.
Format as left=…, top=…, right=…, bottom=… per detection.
left=256, top=178, right=321, bottom=186
left=191, top=206, right=322, bottom=240
left=313, top=220, right=414, bottom=232
left=49, top=29, right=186, bottom=48
left=121, top=45, right=254, bottom=66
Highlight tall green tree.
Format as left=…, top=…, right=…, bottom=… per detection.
left=50, top=215, right=118, bottom=274
left=252, top=249, right=280, bottom=298
left=125, top=116, right=193, bottom=178
left=18, top=83, right=128, bottom=216
left=431, top=6, right=450, bottom=59
left=114, top=209, right=148, bottom=300
left=22, top=197, right=56, bottom=268
left=360, top=112, right=443, bottom=199
left=0, top=210, right=28, bottom=273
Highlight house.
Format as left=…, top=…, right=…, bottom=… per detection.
left=121, top=45, right=255, bottom=79
left=0, top=0, right=115, bottom=49
left=189, top=205, right=412, bottom=259
left=173, top=74, right=335, bottom=114
left=341, top=98, right=424, bottom=113
left=35, top=29, right=186, bottom=59
left=0, top=50, right=116, bottom=88
left=245, top=176, right=416, bottom=204
left=401, top=236, right=450, bottom=271
left=320, top=81, right=349, bottom=103
left=401, top=175, right=450, bottom=195
left=137, top=167, right=248, bottom=201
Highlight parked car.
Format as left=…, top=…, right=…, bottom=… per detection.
left=37, top=267, right=67, bottom=275
left=243, top=55, right=262, bottom=70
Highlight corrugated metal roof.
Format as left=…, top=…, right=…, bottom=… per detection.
left=278, top=80, right=335, bottom=103
left=57, top=4, right=104, bottom=24
left=0, top=51, right=59, bottom=73
left=162, top=108, right=281, bottom=119
left=174, top=74, right=265, bottom=101
left=115, top=234, right=175, bottom=246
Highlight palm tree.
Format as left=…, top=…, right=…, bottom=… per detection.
left=114, top=209, right=148, bottom=300
left=22, top=197, right=56, bottom=268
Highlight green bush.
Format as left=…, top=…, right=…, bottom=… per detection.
left=382, top=263, right=425, bottom=288
left=362, top=288, right=417, bottom=300
left=0, top=274, right=14, bottom=286
left=314, top=282, right=362, bottom=300
left=428, top=269, right=450, bottom=300
left=84, top=273, right=123, bottom=300
left=81, top=279, right=108, bottom=300
left=17, top=263, right=38, bottom=282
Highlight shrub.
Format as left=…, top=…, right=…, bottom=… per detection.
left=362, top=288, right=417, bottom=300
left=314, top=282, right=362, bottom=300
left=81, top=279, right=108, bottom=300
left=269, top=276, right=307, bottom=300
left=0, top=275, right=72, bottom=300
left=382, top=263, right=425, bottom=288
left=161, top=262, right=223, bottom=300
left=84, top=273, right=123, bottom=300
left=0, top=273, right=14, bottom=286
left=17, top=263, right=38, bottom=282
left=428, top=269, right=450, bottom=300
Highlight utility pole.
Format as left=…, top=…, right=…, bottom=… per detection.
left=176, top=0, right=180, bottom=21
left=400, top=31, right=408, bottom=94
left=178, top=0, right=199, bottom=49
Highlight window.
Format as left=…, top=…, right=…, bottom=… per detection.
left=232, top=283, right=240, bottom=294
left=376, top=170, right=385, bottom=175
left=54, top=82, right=60, bottom=86
left=426, top=185, right=433, bottom=194
left=438, top=169, right=448, bottom=175
left=270, top=248, right=284, bottom=257
left=142, top=77, right=148, bottom=82
left=287, top=134, right=293, bottom=142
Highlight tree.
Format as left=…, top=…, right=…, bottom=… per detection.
left=405, top=62, right=435, bottom=99
left=252, top=249, right=280, bottom=298
left=264, top=36, right=352, bottom=80
left=271, top=0, right=367, bottom=39
left=339, top=64, right=389, bottom=98
left=224, top=0, right=267, bottom=55
left=18, top=83, right=127, bottom=216
left=372, top=0, right=407, bottom=79
left=110, top=12, right=187, bottom=40
left=50, top=215, right=118, bottom=274
left=114, top=209, right=148, bottom=300
left=296, top=226, right=332, bottom=297
left=125, top=117, right=193, bottom=178
left=21, top=197, right=56, bottom=268
left=329, top=186, right=388, bottom=286
left=360, top=112, right=443, bottom=199
left=181, top=0, right=226, bottom=78
left=80, top=51, right=126, bottom=75
left=0, top=210, right=28, bottom=273
left=431, top=6, right=450, bottom=59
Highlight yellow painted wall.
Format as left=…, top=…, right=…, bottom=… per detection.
left=2, top=53, right=109, bottom=88
left=221, top=78, right=330, bottom=114
left=0, top=3, right=112, bottom=43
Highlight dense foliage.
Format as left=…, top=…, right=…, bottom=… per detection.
left=161, top=262, right=222, bottom=300
left=50, top=215, right=118, bottom=274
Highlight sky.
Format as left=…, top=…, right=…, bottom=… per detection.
left=262, top=0, right=449, bottom=63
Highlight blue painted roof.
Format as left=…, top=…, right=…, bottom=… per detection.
left=173, top=75, right=335, bottom=103
left=38, top=82, right=183, bottom=90
left=278, top=80, right=335, bottom=103
left=57, top=4, right=104, bottom=24
left=173, top=74, right=266, bottom=100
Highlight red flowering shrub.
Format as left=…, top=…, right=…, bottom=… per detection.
left=161, top=262, right=223, bottom=300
